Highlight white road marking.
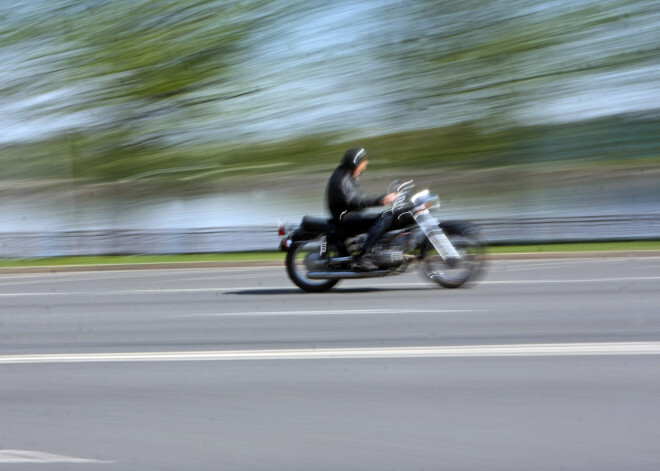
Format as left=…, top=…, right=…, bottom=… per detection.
left=0, top=287, right=234, bottom=297
left=640, top=264, right=660, bottom=269
left=0, top=276, right=658, bottom=298
left=0, top=449, right=110, bottom=464
left=501, top=258, right=624, bottom=271
left=479, top=276, right=660, bottom=284
left=152, top=272, right=282, bottom=283
left=0, top=272, right=158, bottom=288
left=176, top=308, right=483, bottom=317
left=0, top=265, right=280, bottom=284
left=1, top=342, right=659, bottom=364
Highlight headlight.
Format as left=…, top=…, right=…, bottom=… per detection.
left=411, top=190, right=429, bottom=204
left=411, top=190, right=439, bottom=211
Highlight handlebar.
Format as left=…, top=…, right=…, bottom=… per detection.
left=387, top=179, right=415, bottom=210
left=388, top=179, right=414, bottom=193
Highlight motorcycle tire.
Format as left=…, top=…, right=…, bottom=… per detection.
left=286, top=240, right=340, bottom=292
left=420, top=222, right=486, bottom=288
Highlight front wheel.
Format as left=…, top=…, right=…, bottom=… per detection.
left=286, top=240, right=340, bottom=292
left=420, top=224, right=486, bottom=288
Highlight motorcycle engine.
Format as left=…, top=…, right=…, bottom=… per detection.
left=373, top=249, right=405, bottom=268
left=373, top=231, right=409, bottom=268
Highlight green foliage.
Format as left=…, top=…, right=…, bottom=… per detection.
left=1, top=0, right=658, bottom=186
left=61, top=1, right=250, bottom=103
left=0, top=0, right=265, bottom=182
left=0, top=252, right=285, bottom=267
left=1, top=113, right=658, bottom=184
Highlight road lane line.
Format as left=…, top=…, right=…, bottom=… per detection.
left=480, top=276, right=660, bottom=284
left=0, top=450, right=110, bottom=464
left=0, top=269, right=226, bottom=287
left=0, top=287, right=239, bottom=297
left=176, top=309, right=484, bottom=317
left=1, top=342, right=659, bottom=364
left=0, top=276, right=658, bottom=297
left=501, top=259, right=624, bottom=271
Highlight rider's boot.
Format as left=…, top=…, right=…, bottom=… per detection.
left=351, top=250, right=378, bottom=271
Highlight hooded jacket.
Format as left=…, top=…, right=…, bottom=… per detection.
left=325, top=164, right=384, bottom=221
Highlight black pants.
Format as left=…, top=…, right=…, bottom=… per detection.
left=337, top=208, right=411, bottom=255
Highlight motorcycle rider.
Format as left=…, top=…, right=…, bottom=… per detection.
left=326, top=147, right=398, bottom=270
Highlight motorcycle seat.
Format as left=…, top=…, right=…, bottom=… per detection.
left=301, top=216, right=336, bottom=234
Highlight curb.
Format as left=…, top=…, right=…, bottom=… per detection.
left=0, top=251, right=659, bottom=274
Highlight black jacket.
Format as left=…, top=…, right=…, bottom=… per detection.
left=326, top=165, right=384, bottom=221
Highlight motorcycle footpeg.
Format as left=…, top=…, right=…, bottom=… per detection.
left=328, top=256, right=352, bottom=267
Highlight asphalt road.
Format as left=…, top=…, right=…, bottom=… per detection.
left=1, top=257, right=659, bottom=470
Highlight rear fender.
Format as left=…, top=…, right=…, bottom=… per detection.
left=279, top=226, right=315, bottom=251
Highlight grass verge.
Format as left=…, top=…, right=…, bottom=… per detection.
left=0, top=252, right=285, bottom=268
left=0, top=241, right=658, bottom=268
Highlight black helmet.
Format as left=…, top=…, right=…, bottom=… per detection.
left=340, top=147, right=368, bottom=170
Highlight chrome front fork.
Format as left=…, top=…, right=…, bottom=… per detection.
left=413, top=210, right=460, bottom=261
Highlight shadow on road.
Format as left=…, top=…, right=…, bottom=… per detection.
left=225, top=287, right=429, bottom=295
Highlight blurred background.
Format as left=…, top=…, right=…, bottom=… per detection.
left=1, top=0, right=659, bottom=256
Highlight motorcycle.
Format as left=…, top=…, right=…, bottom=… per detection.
left=278, top=180, right=486, bottom=292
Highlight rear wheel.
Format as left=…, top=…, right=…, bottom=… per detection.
left=286, top=240, right=340, bottom=292
left=420, top=225, right=485, bottom=288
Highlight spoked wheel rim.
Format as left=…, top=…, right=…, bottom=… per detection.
left=286, top=240, right=339, bottom=292
left=422, top=233, right=484, bottom=288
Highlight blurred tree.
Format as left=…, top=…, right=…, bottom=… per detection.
left=0, top=0, right=658, bottom=184
left=371, top=0, right=660, bottom=129
left=0, top=0, right=264, bottom=181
